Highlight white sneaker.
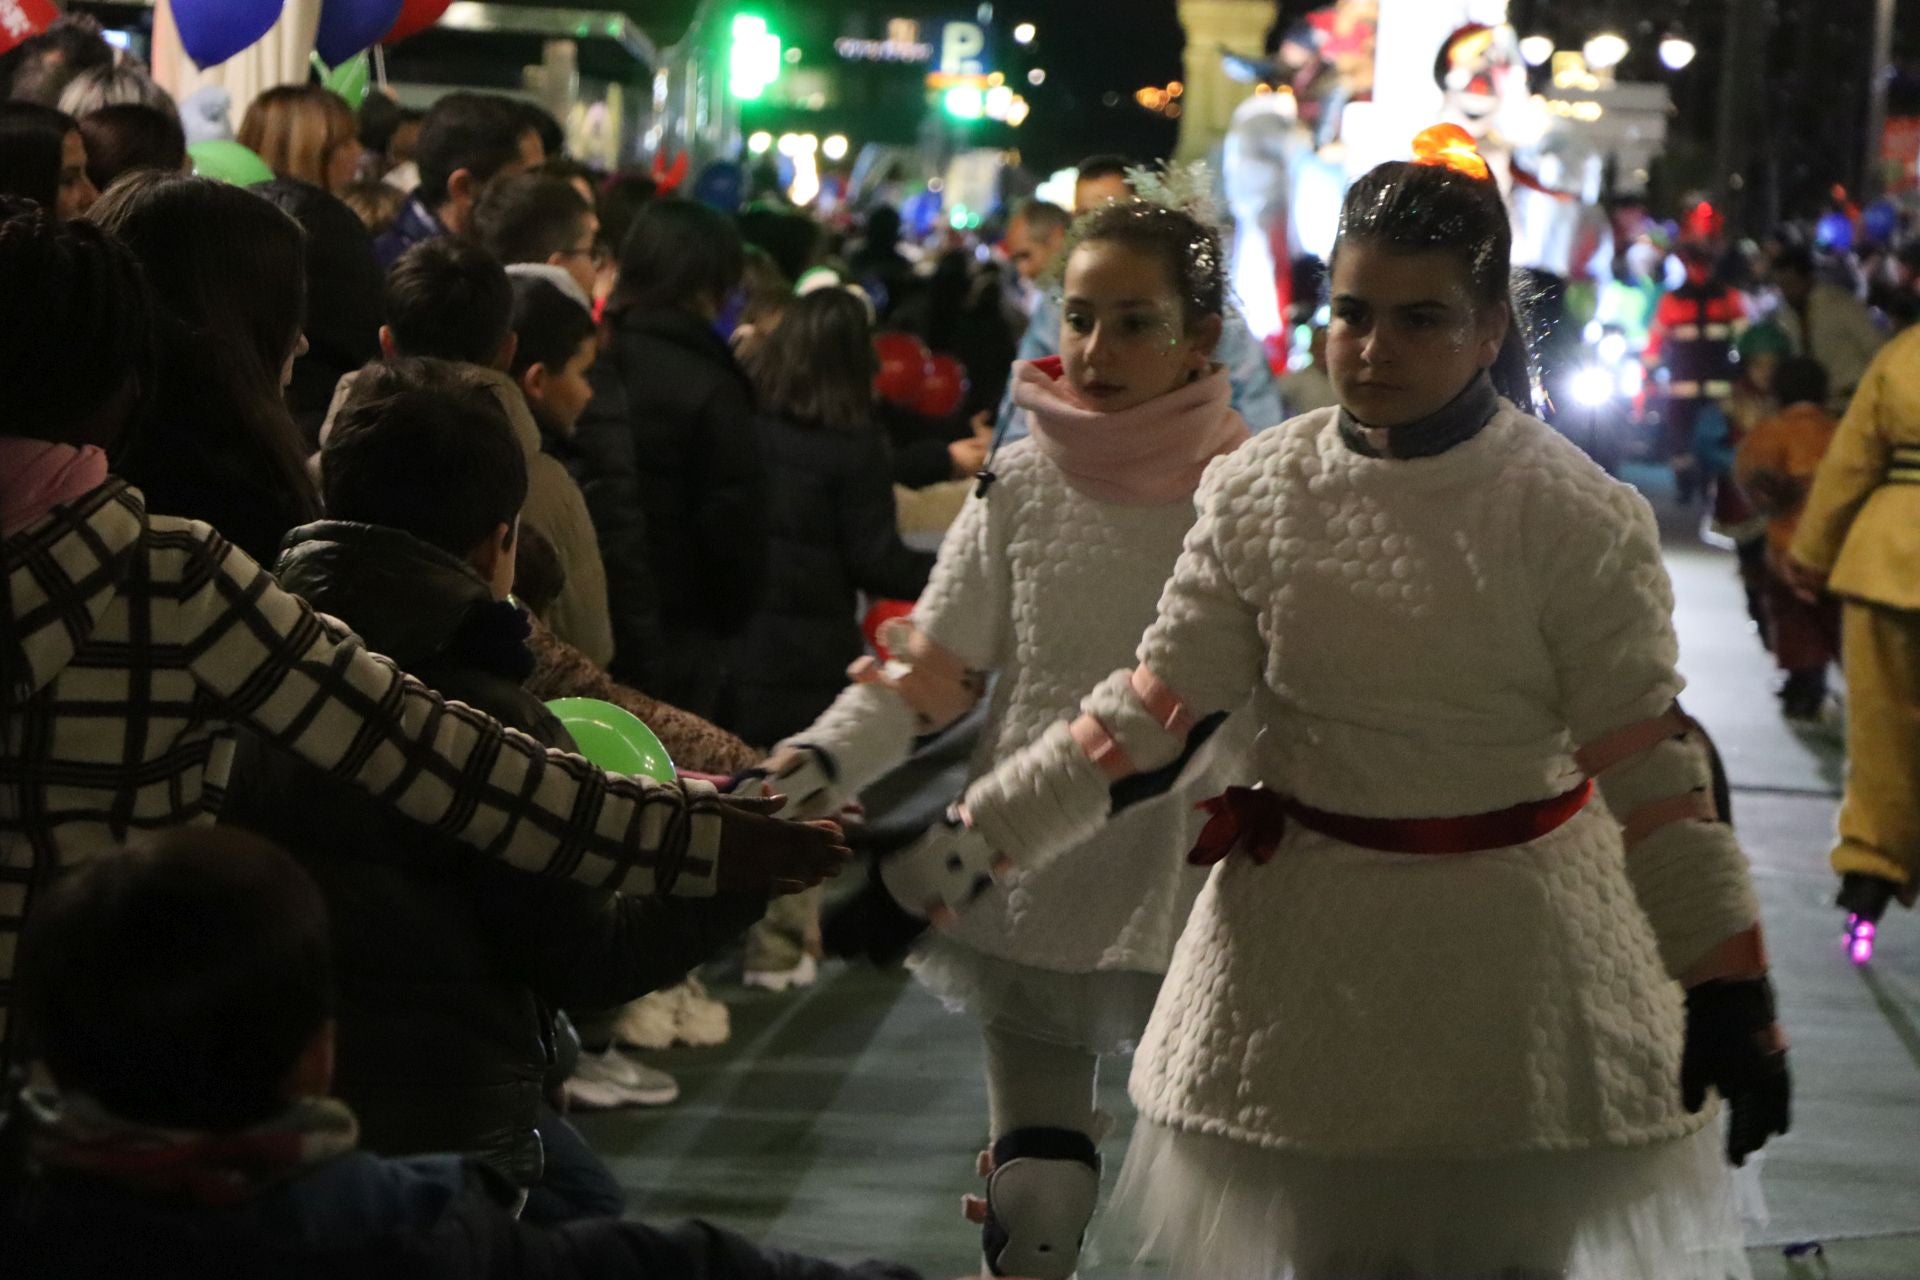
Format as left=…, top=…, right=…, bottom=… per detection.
left=568, top=1047, right=679, bottom=1107
left=613, top=989, right=680, bottom=1051
left=562, top=1073, right=629, bottom=1111
left=742, top=952, right=819, bottom=992
left=671, top=976, right=731, bottom=1047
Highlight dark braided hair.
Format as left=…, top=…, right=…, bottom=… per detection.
left=1058, top=199, right=1226, bottom=328
left=0, top=198, right=156, bottom=451
left=1334, top=160, right=1535, bottom=413
left=2, top=200, right=155, bottom=721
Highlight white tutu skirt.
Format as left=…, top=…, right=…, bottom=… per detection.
left=1102, top=1117, right=1754, bottom=1280
left=907, top=935, right=1165, bottom=1055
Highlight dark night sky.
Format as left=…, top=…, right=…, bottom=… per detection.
left=1010, top=0, right=1191, bottom=169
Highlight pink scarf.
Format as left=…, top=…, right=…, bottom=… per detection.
left=1013, top=358, right=1249, bottom=506
left=0, top=437, right=109, bottom=537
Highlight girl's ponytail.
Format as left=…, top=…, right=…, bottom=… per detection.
left=1489, top=313, right=1535, bottom=415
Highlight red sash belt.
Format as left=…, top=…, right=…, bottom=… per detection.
left=1188, top=780, right=1595, bottom=866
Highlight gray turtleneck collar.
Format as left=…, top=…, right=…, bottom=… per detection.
left=1338, top=371, right=1501, bottom=460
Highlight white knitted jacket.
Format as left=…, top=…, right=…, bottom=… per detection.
left=962, top=405, right=1762, bottom=1155
left=790, top=441, right=1243, bottom=975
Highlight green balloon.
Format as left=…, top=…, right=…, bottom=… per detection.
left=188, top=139, right=275, bottom=187
left=316, top=50, right=372, bottom=111
left=546, top=697, right=677, bottom=782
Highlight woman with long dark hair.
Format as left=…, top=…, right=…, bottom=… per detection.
left=89, top=171, right=321, bottom=564
left=730, top=287, right=934, bottom=748
left=574, top=198, right=768, bottom=716
left=0, top=103, right=97, bottom=218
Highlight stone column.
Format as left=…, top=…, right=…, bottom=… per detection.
left=1175, top=0, right=1279, bottom=163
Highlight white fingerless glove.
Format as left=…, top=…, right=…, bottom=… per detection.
left=880, top=808, right=1011, bottom=925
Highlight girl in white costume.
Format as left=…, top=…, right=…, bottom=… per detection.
left=870, top=127, right=1793, bottom=1280
left=746, top=198, right=1253, bottom=1278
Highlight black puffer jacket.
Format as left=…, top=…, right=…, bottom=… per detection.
left=573, top=307, right=768, bottom=717
left=221, top=522, right=766, bottom=1186
left=719, top=414, right=934, bottom=748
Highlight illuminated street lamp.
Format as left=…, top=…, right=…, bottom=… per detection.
left=823, top=134, right=850, bottom=161
left=1518, top=34, right=1554, bottom=67
left=1582, top=31, right=1628, bottom=71
left=1028, top=67, right=1046, bottom=86
left=747, top=130, right=773, bottom=154
left=1013, top=21, right=1036, bottom=45
left=1659, top=33, right=1697, bottom=71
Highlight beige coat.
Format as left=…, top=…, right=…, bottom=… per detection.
left=1790, top=325, right=1920, bottom=610
left=321, top=366, right=616, bottom=666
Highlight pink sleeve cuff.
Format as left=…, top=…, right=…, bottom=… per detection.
left=1623, top=791, right=1719, bottom=846
left=1129, top=665, right=1198, bottom=738
left=1069, top=714, right=1138, bottom=780
left=1574, top=708, right=1691, bottom=777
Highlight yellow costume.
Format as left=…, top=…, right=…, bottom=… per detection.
left=1790, top=326, right=1920, bottom=903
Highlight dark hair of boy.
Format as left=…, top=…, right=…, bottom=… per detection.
left=76, top=102, right=186, bottom=191
left=413, top=91, right=524, bottom=209
left=15, top=826, right=333, bottom=1132
left=1074, top=153, right=1133, bottom=185
left=596, top=169, right=658, bottom=260
left=1012, top=196, right=1071, bottom=239
left=509, top=275, right=596, bottom=379
left=0, top=102, right=74, bottom=208
left=324, top=357, right=528, bottom=559
left=605, top=196, right=744, bottom=318
left=535, top=155, right=598, bottom=193
left=473, top=171, right=593, bottom=266
left=355, top=90, right=399, bottom=151
left=748, top=287, right=876, bottom=430
left=384, top=237, right=514, bottom=366
left=1773, top=355, right=1830, bottom=410
left=3, top=16, right=111, bottom=107
left=517, top=100, right=565, bottom=161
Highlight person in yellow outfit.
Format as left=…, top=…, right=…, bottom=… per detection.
left=1786, top=326, right=1920, bottom=951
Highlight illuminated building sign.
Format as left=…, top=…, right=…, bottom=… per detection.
left=835, top=18, right=934, bottom=63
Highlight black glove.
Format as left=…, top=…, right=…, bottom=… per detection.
left=1680, top=977, right=1791, bottom=1166
left=820, top=858, right=931, bottom=967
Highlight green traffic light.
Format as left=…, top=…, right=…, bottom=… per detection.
left=943, top=85, right=985, bottom=119
left=729, top=12, right=782, bottom=102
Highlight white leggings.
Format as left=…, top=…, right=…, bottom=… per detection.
left=981, top=1020, right=1102, bottom=1142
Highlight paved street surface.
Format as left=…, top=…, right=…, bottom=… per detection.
left=580, top=479, right=1920, bottom=1279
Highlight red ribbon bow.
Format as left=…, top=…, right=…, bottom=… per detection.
left=1189, top=786, right=1291, bottom=867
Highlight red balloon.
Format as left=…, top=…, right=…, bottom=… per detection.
left=380, top=0, right=451, bottom=44
left=873, top=332, right=931, bottom=408
left=861, top=599, right=916, bottom=662
left=912, top=354, right=969, bottom=419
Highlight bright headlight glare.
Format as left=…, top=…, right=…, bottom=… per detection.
left=1571, top=366, right=1616, bottom=407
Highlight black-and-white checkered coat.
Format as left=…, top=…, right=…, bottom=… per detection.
left=1, top=481, right=726, bottom=1060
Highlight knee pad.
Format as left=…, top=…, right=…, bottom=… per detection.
left=981, top=1127, right=1101, bottom=1280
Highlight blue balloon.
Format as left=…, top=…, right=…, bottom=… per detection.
left=1816, top=210, right=1855, bottom=254
left=1863, top=198, right=1900, bottom=247
left=314, top=0, right=403, bottom=67
left=173, top=0, right=285, bottom=70
left=691, top=161, right=745, bottom=213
